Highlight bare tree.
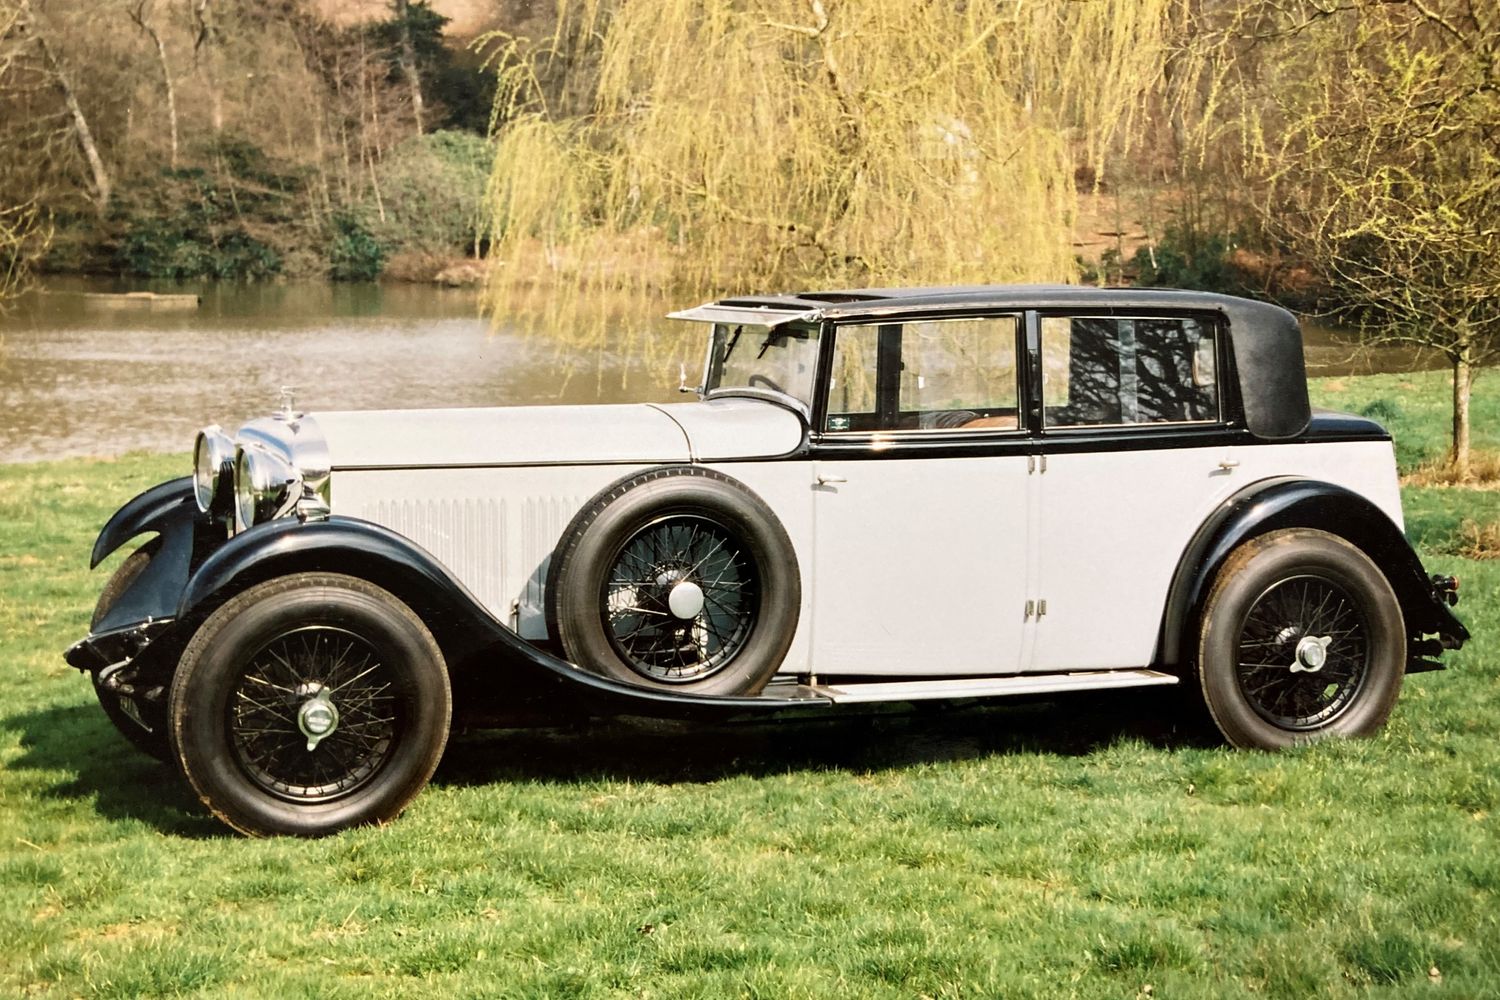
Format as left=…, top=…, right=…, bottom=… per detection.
left=1243, top=0, right=1500, bottom=477
left=128, top=0, right=178, bottom=169
left=10, top=0, right=113, bottom=213
left=392, top=0, right=423, bottom=136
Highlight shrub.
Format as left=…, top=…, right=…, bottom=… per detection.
left=369, top=130, right=492, bottom=256
left=326, top=213, right=386, bottom=282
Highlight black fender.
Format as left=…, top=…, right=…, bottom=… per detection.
left=89, top=477, right=201, bottom=634
left=1159, top=477, right=1470, bottom=667
left=91, top=476, right=194, bottom=569
left=177, top=516, right=830, bottom=721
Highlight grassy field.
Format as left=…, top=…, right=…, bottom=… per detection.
left=2, top=379, right=1497, bottom=998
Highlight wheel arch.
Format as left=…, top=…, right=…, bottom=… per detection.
left=1157, top=476, right=1458, bottom=667
left=177, top=517, right=501, bottom=674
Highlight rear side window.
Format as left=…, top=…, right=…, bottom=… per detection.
left=1042, top=316, right=1218, bottom=427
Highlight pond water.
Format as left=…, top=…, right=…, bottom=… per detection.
left=0, top=277, right=1439, bottom=464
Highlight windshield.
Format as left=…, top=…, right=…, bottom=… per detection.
left=706, top=322, right=822, bottom=407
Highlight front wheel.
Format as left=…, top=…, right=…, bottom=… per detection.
left=1197, top=528, right=1406, bottom=749
left=168, top=574, right=451, bottom=836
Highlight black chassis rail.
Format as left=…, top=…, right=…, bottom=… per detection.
left=65, top=479, right=836, bottom=733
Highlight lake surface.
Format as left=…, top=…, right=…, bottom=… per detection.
left=0, top=277, right=1439, bottom=464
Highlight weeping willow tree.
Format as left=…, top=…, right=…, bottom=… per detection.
left=482, top=0, right=1177, bottom=305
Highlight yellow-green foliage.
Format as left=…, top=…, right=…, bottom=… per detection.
left=483, top=0, right=1176, bottom=298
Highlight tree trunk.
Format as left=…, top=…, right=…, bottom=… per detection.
left=193, top=0, right=225, bottom=133
left=33, top=32, right=111, bottom=214
left=1451, top=353, right=1472, bottom=480
left=393, top=0, right=425, bottom=136
left=133, top=5, right=179, bottom=169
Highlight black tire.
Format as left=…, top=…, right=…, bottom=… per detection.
left=1198, top=528, right=1406, bottom=749
left=546, top=466, right=801, bottom=696
left=90, top=538, right=171, bottom=761
left=168, top=573, right=451, bottom=837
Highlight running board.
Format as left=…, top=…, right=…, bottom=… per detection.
left=810, top=669, right=1179, bottom=705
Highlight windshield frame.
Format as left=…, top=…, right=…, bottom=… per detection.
left=700, top=321, right=823, bottom=418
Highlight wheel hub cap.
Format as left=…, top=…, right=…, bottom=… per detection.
left=296, top=688, right=339, bottom=750
left=1291, top=635, right=1332, bottom=674
left=667, top=580, right=706, bottom=620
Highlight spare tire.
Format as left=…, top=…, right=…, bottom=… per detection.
left=546, top=466, right=801, bottom=695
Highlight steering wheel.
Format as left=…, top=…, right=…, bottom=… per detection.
left=747, top=373, right=786, bottom=394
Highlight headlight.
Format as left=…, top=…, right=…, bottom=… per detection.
left=234, top=444, right=301, bottom=530
left=193, top=425, right=235, bottom=515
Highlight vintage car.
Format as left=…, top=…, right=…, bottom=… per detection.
left=66, top=286, right=1469, bottom=836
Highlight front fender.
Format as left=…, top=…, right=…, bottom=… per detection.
left=91, top=476, right=195, bottom=569
left=178, top=516, right=829, bottom=721
left=1159, top=477, right=1470, bottom=667
left=89, top=478, right=201, bottom=634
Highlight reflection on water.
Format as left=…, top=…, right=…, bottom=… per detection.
left=0, top=278, right=700, bottom=463
left=0, top=278, right=1441, bottom=464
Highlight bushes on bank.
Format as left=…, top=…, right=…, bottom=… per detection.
left=55, top=132, right=491, bottom=283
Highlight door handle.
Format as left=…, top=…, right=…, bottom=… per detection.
left=1218, top=458, right=1240, bottom=470
left=816, top=473, right=847, bottom=486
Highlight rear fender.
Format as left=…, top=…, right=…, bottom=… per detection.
left=1159, top=477, right=1469, bottom=667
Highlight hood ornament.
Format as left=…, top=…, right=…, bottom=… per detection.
left=277, top=385, right=299, bottom=420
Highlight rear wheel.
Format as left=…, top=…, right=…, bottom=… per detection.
left=90, top=538, right=171, bottom=761
left=168, top=574, right=450, bottom=836
left=1197, top=529, right=1405, bottom=749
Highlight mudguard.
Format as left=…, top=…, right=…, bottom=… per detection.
left=88, top=477, right=200, bottom=634
left=1159, top=477, right=1471, bottom=668
left=177, top=516, right=830, bottom=721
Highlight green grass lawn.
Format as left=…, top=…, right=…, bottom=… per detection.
left=2, top=393, right=1497, bottom=997
left=1310, top=369, right=1500, bottom=473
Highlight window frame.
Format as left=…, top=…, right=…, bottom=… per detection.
left=1034, top=311, right=1228, bottom=434
left=813, top=312, right=1029, bottom=440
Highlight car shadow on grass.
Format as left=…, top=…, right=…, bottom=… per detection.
left=5, top=700, right=227, bottom=838
left=437, top=687, right=1223, bottom=789
left=5, top=687, right=1219, bottom=835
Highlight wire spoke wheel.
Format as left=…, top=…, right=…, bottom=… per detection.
left=1235, top=574, right=1370, bottom=729
left=601, top=514, right=760, bottom=683
left=228, top=626, right=401, bottom=802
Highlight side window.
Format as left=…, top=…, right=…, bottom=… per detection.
left=1042, top=316, right=1218, bottom=428
left=824, top=316, right=1020, bottom=433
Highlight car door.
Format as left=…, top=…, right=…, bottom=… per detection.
left=1029, top=312, right=1239, bottom=671
left=808, top=315, right=1034, bottom=676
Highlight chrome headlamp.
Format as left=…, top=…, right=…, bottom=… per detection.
left=234, top=443, right=301, bottom=531
left=195, top=408, right=330, bottom=534
left=193, top=425, right=236, bottom=516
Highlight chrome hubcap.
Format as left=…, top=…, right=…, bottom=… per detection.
left=1291, top=635, right=1332, bottom=674
left=667, top=580, right=706, bottom=619
left=296, top=687, right=339, bottom=750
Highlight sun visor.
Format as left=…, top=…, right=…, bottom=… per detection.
left=666, top=303, right=823, bottom=328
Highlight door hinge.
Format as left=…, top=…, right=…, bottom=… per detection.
left=1027, top=454, right=1048, bottom=474
left=1024, top=599, right=1035, bottom=620
left=1036, top=598, right=1047, bottom=619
